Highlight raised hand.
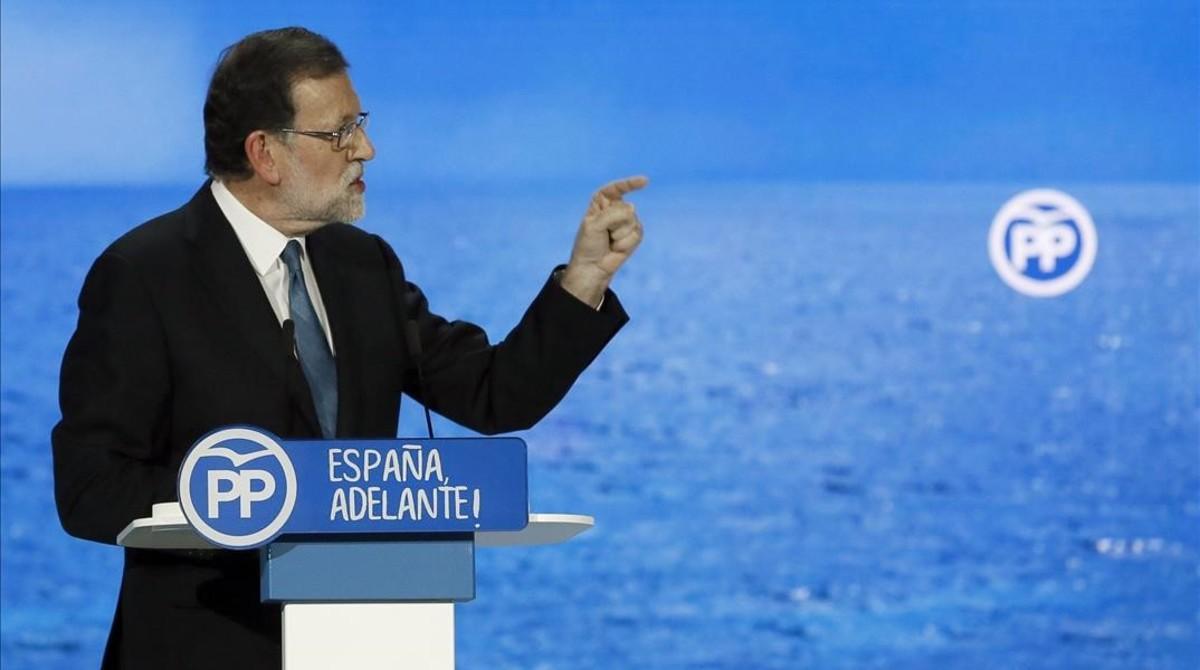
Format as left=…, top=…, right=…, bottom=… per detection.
left=560, top=175, right=648, bottom=307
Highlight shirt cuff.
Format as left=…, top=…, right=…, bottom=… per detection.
left=551, top=266, right=603, bottom=310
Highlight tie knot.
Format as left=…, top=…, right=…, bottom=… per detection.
left=281, top=240, right=304, bottom=275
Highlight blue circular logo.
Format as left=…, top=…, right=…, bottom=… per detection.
left=178, top=427, right=297, bottom=549
left=989, top=189, right=1098, bottom=297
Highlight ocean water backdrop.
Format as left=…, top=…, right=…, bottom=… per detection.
left=1, top=181, right=1197, bottom=668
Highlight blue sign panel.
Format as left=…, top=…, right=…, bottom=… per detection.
left=177, top=426, right=528, bottom=549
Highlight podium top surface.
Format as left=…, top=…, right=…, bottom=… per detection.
left=117, top=503, right=593, bottom=550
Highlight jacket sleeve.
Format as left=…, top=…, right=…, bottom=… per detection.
left=51, top=251, right=174, bottom=544
left=377, top=237, right=629, bottom=435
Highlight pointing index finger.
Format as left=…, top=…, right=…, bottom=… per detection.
left=594, top=175, right=649, bottom=202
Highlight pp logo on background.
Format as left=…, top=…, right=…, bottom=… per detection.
left=178, top=427, right=297, bottom=549
left=988, top=189, right=1097, bottom=297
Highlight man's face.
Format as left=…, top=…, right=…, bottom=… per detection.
left=276, top=72, right=374, bottom=227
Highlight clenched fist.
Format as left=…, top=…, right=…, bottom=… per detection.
left=560, top=175, right=648, bottom=307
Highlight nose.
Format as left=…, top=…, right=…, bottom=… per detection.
left=348, top=127, right=375, bottom=162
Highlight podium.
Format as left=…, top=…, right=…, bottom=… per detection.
left=117, top=427, right=593, bottom=669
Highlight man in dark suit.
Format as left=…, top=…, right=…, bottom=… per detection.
left=51, top=27, right=645, bottom=669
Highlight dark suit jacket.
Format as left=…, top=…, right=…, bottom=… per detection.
left=51, top=183, right=627, bottom=669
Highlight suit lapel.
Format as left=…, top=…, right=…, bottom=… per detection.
left=182, top=183, right=322, bottom=436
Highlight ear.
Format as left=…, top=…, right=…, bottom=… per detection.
left=243, top=130, right=283, bottom=185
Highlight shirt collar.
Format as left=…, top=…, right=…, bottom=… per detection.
left=210, top=180, right=306, bottom=277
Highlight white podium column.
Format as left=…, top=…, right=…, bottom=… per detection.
left=283, top=603, right=454, bottom=670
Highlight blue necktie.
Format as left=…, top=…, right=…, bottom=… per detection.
left=281, top=240, right=338, bottom=438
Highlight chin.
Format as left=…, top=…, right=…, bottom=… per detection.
left=322, top=195, right=365, bottom=225
left=342, top=201, right=365, bottom=224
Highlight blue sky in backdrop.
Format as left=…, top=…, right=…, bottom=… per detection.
left=1, top=0, right=1197, bottom=187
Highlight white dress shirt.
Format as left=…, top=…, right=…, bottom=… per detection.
left=210, top=180, right=336, bottom=354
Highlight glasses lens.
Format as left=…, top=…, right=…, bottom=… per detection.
left=336, top=114, right=369, bottom=150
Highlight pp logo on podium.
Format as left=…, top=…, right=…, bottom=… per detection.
left=178, top=427, right=297, bottom=548
left=989, top=189, right=1097, bottom=297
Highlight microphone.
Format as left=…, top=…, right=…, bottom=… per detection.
left=280, top=319, right=302, bottom=432
left=281, top=319, right=296, bottom=357
left=384, top=250, right=437, bottom=439
left=405, top=319, right=436, bottom=439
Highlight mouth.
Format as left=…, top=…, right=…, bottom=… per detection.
left=350, top=175, right=366, bottom=193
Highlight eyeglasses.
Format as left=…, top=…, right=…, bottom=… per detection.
left=278, top=112, right=369, bottom=150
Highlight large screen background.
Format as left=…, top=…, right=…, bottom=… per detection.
left=2, top=1, right=1197, bottom=668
